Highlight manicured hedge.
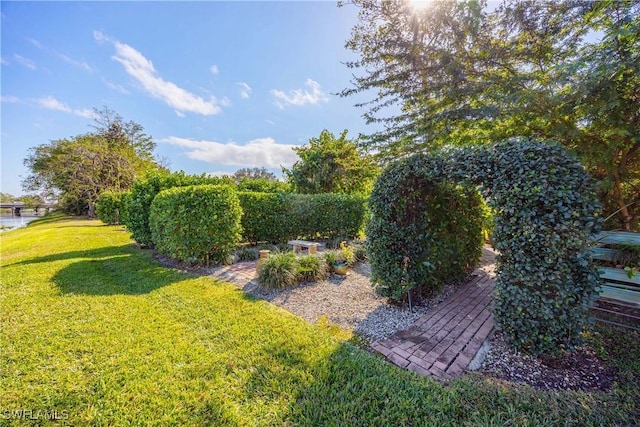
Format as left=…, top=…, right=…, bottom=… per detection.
left=238, top=192, right=292, bottom=244
left=368, top=156, right=484, bottom=303
left=126, top=171, right=234, bottom=247
left=238, top=192, right=367, bottom=244
left=293, top=193, right=368, bottom=241
left=368, top=139, right=602, bottom=356
left=149, top=184, right=242, bottom=266
left=96, top=190, right=130, bottom=225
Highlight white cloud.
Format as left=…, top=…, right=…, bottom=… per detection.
left=271, top=78, right=329, bottom=109
left=175, top=110, right=185, bottom=118
left=37, top=96, right=97, bottom=118
left=13, top=54, right=36, bottom=70
left=163, top=136, right=299, bottom=168
left=1, top=57, right=8, bottom=66
left=27, top=38, right=44, bottom=49
left=95, top=31, right=221, bottom=116
left=103, top=78, right=130, bottom=94
left=38, top=96, right=70, bottom=112
left=238, top=82, right=252, bottom=99
left=210, top=64, right=219, bottom=74
left=57, top=53, right=92, bottom=71
left=1, top=95, right=21, bottom=103
left=74, top=108, right=98, bottom=119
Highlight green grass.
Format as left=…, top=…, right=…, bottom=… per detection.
left=1, top=213, right=639, bottom=426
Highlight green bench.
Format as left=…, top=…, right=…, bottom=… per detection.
left=592, top=231, right=640, bottom=305
left=590, top=231, right=640, bottom=329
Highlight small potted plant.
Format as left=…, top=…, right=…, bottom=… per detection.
left=332, top=241, right=354, bottom=275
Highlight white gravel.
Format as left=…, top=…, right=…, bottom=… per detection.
left=233, top=262, right=458, bottom=343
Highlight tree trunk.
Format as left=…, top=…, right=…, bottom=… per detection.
left=612, top=168, right=632, bottom=231
left=87, top=202, right=96, bottom=219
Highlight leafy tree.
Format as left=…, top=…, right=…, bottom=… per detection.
left=19, top=195, right=45, bottom=209
left=562, top=1, right=640, bottom=230
left=0, top=193, right=18, bottom=203
left=283, top=129, right=379, bottom=195
left=341, top=0, right=639, bottom=229
left=23, top=108, right=162, bottom=217
left=237, top=178, right=291, bottom=193
left=233, top=167, right=277, bottom=182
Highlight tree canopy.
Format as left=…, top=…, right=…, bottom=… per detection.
left=233, top=167, right=277, bottom=182
left=23, top=107, right=163, bottom=216
left=283, top=129, right=379, bottom=195
left=342, top=0, right=639, bottom=229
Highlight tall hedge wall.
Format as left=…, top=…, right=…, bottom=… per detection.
left=96, top=190, right=130, bottom=225
left=149, top=184, right=242, bottom=265
left=126, top=171, right=234, bottom=247
left=368, top=139, right=602, bottom=356
left=238, top=192, right=367, bottom=244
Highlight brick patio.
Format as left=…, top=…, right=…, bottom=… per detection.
left=211, top=248, right=497, bottom=382
left=371, top=248, right=496, bottom=381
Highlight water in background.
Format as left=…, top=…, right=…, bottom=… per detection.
left=0, top=214, right=41, bottom=232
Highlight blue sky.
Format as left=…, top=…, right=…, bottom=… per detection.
left=1, top=1, right=380, bottom=196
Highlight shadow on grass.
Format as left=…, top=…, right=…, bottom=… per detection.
left=9, top=243, right=191, bottom=296
left=7, top=244, right=141, bottom=267
left=52, top=255, right=191, bottom=295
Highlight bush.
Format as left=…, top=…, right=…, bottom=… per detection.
left=96, top=190, right=130, bottom=225
left=149, top=184, right=242, bottom=266
left=257, top=251, right=298, bottom=288
left=296, top=254, right=328, bottom=282
left=239, top=192, right=368, bottom=244
left=368, top=157, right=484, bottom=303
left=367, top=139, right=602, bottom=356
left=238, top=192, right=293, bottom=244
left=127, top=171, right=235, bottom=247
left=237, top=178, right=291, bottom=193
left=291, top=193, right=368, bottom=240
left=235, top=246, right=259, bottom=262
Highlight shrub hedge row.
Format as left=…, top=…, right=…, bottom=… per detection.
left=126, top=171, right=366, bottom=248
left=126, top=171, right=234, bottom=247
left=149, top=184, right=242, bottom=266
left=96, top=190, right=130, bottom=225
left=238, top=192, right=367, bottom=244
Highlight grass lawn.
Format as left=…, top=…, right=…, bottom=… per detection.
left=1, top=214, right=638, bottom=426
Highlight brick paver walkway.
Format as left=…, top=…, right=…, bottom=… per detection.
left=211, top=248, right=497, bottom=382
left=210, top=261, right=258, bottom=286
left=371, top=247, right=496, bottom=381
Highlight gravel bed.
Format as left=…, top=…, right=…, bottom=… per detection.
left=237, top=262, right=459, bottom=343
left=479, top=330, right=617, bottom=391
left=159, top=249, right=618, bottom=392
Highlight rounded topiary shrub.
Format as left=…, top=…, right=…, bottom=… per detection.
left=149, top=184, right=242, bottom=265
left=96, top=190, right=130, bottom=225
left=367, top=154, right=484, bottom=304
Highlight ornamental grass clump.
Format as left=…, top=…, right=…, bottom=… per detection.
left=257, top=251, right=298, bottom=289
left=296, top=254, right=328, bottom=282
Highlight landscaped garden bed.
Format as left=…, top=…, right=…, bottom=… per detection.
left=2, top=215, right=638, bottom=425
